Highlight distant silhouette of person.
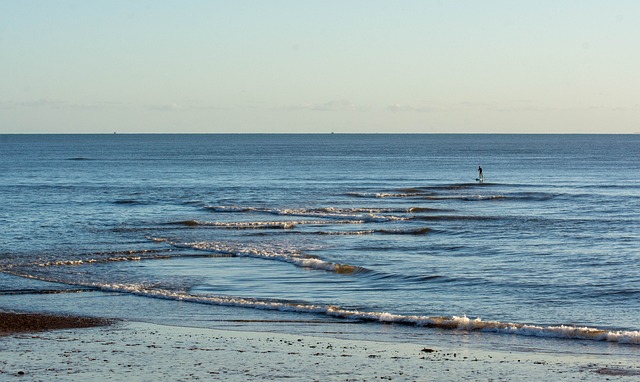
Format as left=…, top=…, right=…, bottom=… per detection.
left=478, top=166, right=484, bottom=182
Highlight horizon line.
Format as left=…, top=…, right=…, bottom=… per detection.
left=1, top=132, right=638, bottom=135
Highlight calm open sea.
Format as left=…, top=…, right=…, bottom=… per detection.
left=1, top=134, right=639, bottom=354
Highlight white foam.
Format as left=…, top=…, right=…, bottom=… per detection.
left=38, top=256, right=143, bottom=267
left=157, top=239, right=369, bottom=274
left=207, top=205, right=414, bottom=216
left=346, top=192, right=423, bottom=198
left=79, top=283, right=640, bottom=345
left=185, top=220, right=298, bottom=229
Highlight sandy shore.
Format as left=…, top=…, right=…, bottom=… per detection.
left=1, top=317, right=639, bottom=381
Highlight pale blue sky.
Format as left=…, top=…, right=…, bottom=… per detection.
left=1, top=0, right=639, bottom=133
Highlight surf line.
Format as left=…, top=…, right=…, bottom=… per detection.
left=89, top=283, right=640, bottom=345
left=7, top=268, right=638, bottom=346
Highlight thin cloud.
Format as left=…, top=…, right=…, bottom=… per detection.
left=387, top=103, right=443, bottom=113
left=283, top=99, right=361, bottom=112
left=0, top=99, right=66, bottom=109
left=0, top=99, right=203, bottom=112
left=0, top=99, right=133, bottom=110
left=146, top=103, right=185, bottom=112
left=387, top=101, right=640, bottom=113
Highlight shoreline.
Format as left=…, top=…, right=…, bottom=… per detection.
left=1, top=313, right=639, bottom=380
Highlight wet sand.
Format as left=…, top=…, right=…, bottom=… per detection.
left=1, top=317, right=639, bottom=381
left=0, top=311, right=112, bottom=336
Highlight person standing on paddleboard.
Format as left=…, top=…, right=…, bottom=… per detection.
left=478, top=166, right=484, bottom=182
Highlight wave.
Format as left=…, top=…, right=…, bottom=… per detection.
left=199, top=206, right=457, bottom=229
left=167, top=219, right=369, bottom=229
left=408, top=207, right=449, bottom=213
left=411, top=215, right=498, bottom=222
left=37, top=256, right=145, bottom=267
left=377, top=227, right=431, bottom=235
left=54, top=281, right=640, bottom=345
left=292, top=230, right=378, bottom=236
left=346, top=184, right=494, bottom=199
left=267, top=227, right=432, bottom=236
left=370, top=272, right=445, bottom=283
left=424, top=195, right=507, bottom=201
left=504, top=192, right=558, bottom=201
left=113, top=199, right=153, bottom=205
left=153, top=238, right=370, bottom=275
left=346, top=186, right=558, bottom=203
left=345, top=192, right=424, bottom=199
left=317, top=207, right=425, bottom=214
left=359, top=313, right=640, bottom=345
left=205, top=205, right=437, bottom=217
left=0, top=250, right=172, bottom=270
left=169, top=220, right=298, bottom=229
left=170, top=213, right=413, bottom=228
left=8, top=263, right=639, bottom=346
left=418, top=183, right=482, bottom=191
left=21, top=252, right=237, bottom=269
left=347, top=191, right=510, bottom=202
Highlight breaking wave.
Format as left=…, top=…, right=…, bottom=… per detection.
left=52, top=281, right=640, bottom=345
left=271, top=227, right=431, bottom=236
left=153, top=238, right=370, bottom=275
left=345, top=192, right=424, bottom=199
left=206, top=205, right=421, bottom=214
left=204, top=205, right=442, bottom=219
left=169, top=220, right=300, bottom=229
left=0, top=250, right=173, bottom=270
left=161, top=220, right=431, bottom=236
left=345, top=188, right=557, bottom=202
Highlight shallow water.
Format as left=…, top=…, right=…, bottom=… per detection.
left=1, top=134, right=639, bottom=351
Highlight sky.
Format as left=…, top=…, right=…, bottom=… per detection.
left=1, top=0, right=639, bottom=133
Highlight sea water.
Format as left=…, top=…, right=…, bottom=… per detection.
left=1, top=134, right=639, bottom=354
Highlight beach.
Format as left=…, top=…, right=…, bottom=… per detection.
left=1, top=312, right=639, bottom=381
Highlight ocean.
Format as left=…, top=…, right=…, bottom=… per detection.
left=1, top=134, right=639, bottom=356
